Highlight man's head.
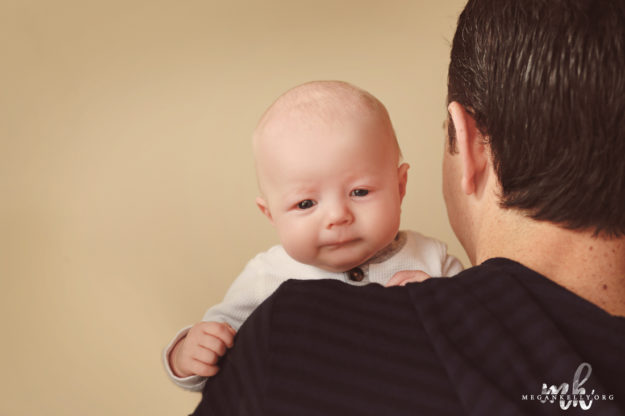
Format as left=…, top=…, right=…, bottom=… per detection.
left=445, top=0, right=625, bottom=243
left=253, top=81, right=409, bottom=272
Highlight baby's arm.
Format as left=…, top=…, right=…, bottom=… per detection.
left=163, top=252, right=285, bottom=390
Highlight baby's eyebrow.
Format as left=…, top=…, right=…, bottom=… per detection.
left=282, top=187, right=315, bottom=204
left=286, top=185, right=316, bottom=195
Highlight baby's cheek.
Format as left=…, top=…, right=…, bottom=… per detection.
left=278, top=223, right=316, bottom=264
left=369, top=203, right=400, bottom=233
left=283, top=241, right=316, bottom=265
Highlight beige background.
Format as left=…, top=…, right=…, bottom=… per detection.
left=1, top=0, right=469, bottom=414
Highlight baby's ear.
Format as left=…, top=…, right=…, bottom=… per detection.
left=397, top=163, right=410, bottom=201
left=255, top=197, right=274, bottom=225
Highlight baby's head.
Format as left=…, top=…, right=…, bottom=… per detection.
left=253, top=81, right=409, bottom=272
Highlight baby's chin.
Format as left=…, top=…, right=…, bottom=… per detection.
left=291, top=239, right=391, bottom=273
left=313, top=253, right=377, bottom=273
left=317, top=263, right=361, bottom=273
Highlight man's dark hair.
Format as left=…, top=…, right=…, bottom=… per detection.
left=447, top=0, right=625, bottom=236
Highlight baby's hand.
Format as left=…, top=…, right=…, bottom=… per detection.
left=385, top=270, right=431, bottom=287
left=170, top=321, right=236, bottom=378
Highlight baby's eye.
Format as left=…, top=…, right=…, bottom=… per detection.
left=350, top=189, right=369, bottom=197
left=296, top=199, right=316, bottom=210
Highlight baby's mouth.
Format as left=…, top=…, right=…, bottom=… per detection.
left=323, top=238, right=359, bottom=249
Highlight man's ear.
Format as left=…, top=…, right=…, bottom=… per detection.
left=447, top=102, right=488, bottom=195
left=255, top=197, right=274, bottom=225
left=397, top=163, right=410, bottom=202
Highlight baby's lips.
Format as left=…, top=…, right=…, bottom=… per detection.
left=322, top=237, right=358, bottom=247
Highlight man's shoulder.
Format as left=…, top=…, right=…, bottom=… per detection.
left=267, top=278, right=415, bottom=330
left=406, top=257, right=540, bottom=311
left=274, top=277, right=392, bottom=302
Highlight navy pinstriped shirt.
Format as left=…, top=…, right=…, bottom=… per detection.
left=191, top=258, right=625, bottom=415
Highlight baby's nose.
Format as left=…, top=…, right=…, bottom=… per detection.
left=325, top=203, right=354, bottom=228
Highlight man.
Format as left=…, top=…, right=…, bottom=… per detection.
left=191, top=0, right=625, bottom=414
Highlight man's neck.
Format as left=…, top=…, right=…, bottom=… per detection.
left=476, top=212, right=625, bottom=317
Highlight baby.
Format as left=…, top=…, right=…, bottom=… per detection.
left=164, top=81, right=463, bottom=391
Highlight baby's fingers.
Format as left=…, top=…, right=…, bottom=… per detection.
left=200, top=321, right=237, bottom=348
left=186, top=336, right=229, bottom=377
left=186, top=357, right=220, bottom=378
left=386, top=270, right=431, bottom=287
left=196, top=333, right=231, bottom=358
left=192, top=343, right=222, bottom=365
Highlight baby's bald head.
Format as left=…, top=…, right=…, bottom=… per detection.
left=253, top=81, right=402, bottom=196
left=254, top=81, right=395, bottom=140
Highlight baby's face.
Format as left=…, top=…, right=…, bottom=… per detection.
left=255, top=112, right=408, bottom=272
